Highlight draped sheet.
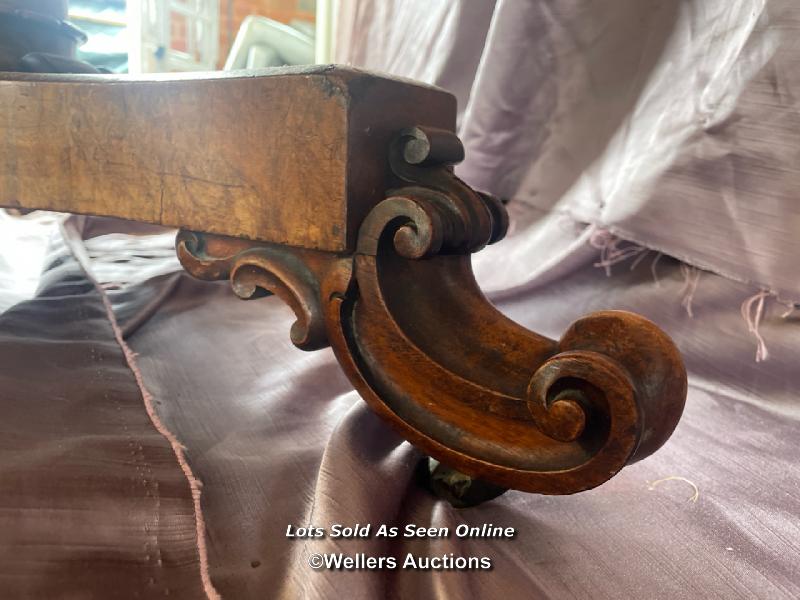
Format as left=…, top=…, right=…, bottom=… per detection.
left=336, top=0, right=800, bottom=301
left=0, top=221, right=208, bottom=598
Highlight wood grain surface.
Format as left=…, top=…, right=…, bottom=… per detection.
left=0, top=67, right=455, bottom=251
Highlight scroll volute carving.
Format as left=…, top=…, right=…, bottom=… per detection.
left=178, top=127, right=687, bottom=500
left=177, top=231, right=348, bottom=351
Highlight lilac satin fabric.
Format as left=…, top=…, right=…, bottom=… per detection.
left=122, top=229, right=800, bottom=599
left=2, top=215, right=798, bottom=598
left=1, top=4, right=799, bottom=595
left=336, top=0, right=800, bottom=301
left=0, top=227, right=206, bottom=598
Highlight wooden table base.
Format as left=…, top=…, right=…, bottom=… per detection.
left=1, top=67, right=687, bottom=505
left=175, top=125, right=687, bottom=502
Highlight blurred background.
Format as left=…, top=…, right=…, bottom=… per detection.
left=69, top=0, right=327, bottom=73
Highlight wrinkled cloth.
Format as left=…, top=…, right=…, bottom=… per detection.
left=1, top=215, right=799, bottom=598
left=0, top=225, right=208, bottom=598
left=129, top=250, right=800, bottom=600
left=336, top=0, right=800, bottom=301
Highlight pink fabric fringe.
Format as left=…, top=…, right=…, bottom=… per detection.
left=588, top=228, right=781, bottom=363
left=60, top=220, right=221, bottom=600
left=740, top=290, right=771, bottom=363
left=589, top=229, right=647, bottom=277
left=679, top=264, right=701, bottom=318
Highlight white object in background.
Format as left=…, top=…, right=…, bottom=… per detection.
left=224, top=15, right=314, bottom=70
left=315, top=0, right=337, bottom=64
left=0, top=212, right=62, bottom=314
left=127, top=0, right=219, bottom=73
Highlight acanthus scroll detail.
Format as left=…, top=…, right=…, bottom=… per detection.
left=174, top=125, right=688, bottom=504
left=176, top=230, right=348, bottom=351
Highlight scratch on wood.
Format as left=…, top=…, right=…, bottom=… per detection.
left=176, top=172, right=246, bottom=189
left=158, top=177, right=165, bottom=224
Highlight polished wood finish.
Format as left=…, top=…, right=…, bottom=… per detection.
left=0, top=67, right=687, bottom=502
left=176, top=127, right=687, bottom=498
left=0, top=68, right=454, bottom=252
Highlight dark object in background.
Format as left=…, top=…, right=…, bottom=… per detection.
left=19, top=51, right=104, bottom=73
left=0, top=1, right=87, bottom=71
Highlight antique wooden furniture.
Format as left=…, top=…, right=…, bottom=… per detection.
left=0, top=9, right=687, bottom=506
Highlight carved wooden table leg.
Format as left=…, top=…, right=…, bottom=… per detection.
left=1, top=67, right=686, bottom=504
left=177, top=127, right=687, bottom=503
